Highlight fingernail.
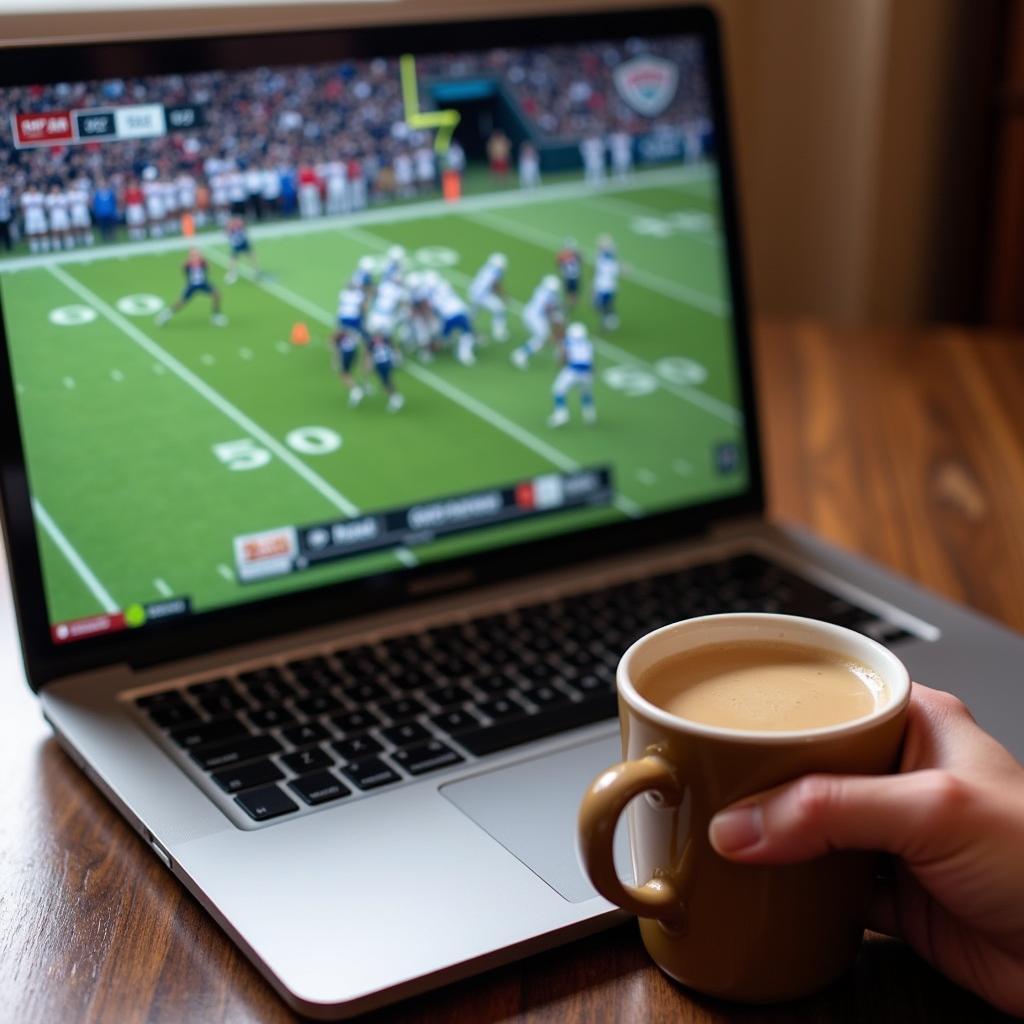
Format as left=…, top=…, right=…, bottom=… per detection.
left=709, top=804, right=764, bottom=854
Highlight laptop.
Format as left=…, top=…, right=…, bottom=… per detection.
left=1, top=5, right=1021, bottom=1018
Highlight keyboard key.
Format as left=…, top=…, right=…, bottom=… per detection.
left=248, top=706, right=297, bottom=730
left=289, top=770, right=351, bottom=806
left=430, top=709, right=482, bottom=735
left=379, top=721, right=432, bottom=748
left=235, top=784, right=298, bottom=821
left=331, top=735, right=384, bottom=761
left=522, top=684, right=572, bottom=708
left=191, top=734, right=282, bottom=771
left=211, top=758, right=283, bottom=794
left=457, top=693, right=618, bottom=757
left=281, top=746, right=333, bottom=774
left=281, top=722, right=330, bottom=747
left=294, top=693, right=343, bottom=717
left=424, top=684, right=473, bottom=707
left=198, top=692, right=249, bottom=716
left=340, top=757, right=402, bottom=791
left=238, top=666, right=288, bottom=687
left=187, top=678, right=234, bottom=697
left=148, top=703, right=201, bottom=728
left=344, top=681, right=392, bottom=704
left=378, top=697, right=427, bottom=722
left=477, top=697, right=527, bottom=721
left=170, top=716, right=249, bottom=750
left=392, top=740, right=464, bottom=776
left=330, top=709, right=382, bottom=736
left=245, top=680, right=294, bottom=705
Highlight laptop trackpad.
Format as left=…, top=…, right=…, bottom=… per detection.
left=440, top=733, right=633, bottom=903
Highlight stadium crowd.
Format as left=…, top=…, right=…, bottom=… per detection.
left=0, top=37, right=707, bottom=251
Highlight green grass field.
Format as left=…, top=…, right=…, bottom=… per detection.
left=0, top=162, right=748, bottom=630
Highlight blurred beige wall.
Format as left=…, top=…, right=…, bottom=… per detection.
left=0, top=0, right=989, bottom=325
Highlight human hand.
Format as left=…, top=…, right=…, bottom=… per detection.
left=708, top=683, right=1024, bottom=1015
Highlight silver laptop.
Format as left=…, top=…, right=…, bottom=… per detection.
left=1, top=5, right=1021, bottom=1019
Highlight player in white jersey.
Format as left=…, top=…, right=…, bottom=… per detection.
left=518, top=142, right=541, bottom=189
left=176, top=172, right=198, bottom=223
left=21, top=185, right=49, bottom=252
left=68, top=178, right=94, bottom=246
left=143, top=170, right=166, bottom=238
left=414, top=144, right=436, bottom=191
left=366, top=274, right=408, bottom=346
left=160, top=179, right=179, bottom=235
left=405, top=271, right=440, bottom=359
left=394, top=151, right=415, bottom=199
left=225, top=165, right=247, bottom=216
left=609, top=131, right=633, bottom=180
left=210, top=169, right=231, bottom=225
left=381, top=245, right=407, bottom=283
left=512, top=275, right=564, bottom=369
left=468, top=253, right=509, bottom=342
left=334, top=282, right=368, bottom=405
left=430, top=278, right=477, bottom=367
left=593, top=234, right=621, bottom=330
left=45, top=184, right=73, bottom=250
left=324, top=160, right=349, bottom=215
left=549, top=322, right=596, bottom=427
left=581, top=135, right=606, bottom=185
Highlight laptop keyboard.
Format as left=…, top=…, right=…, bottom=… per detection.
left=133, top=553, right=914, bottom=824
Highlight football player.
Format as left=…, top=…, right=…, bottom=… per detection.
left=430, top=276, right=477, bottom=367
left=512, top=274, right=564, bottom=369
left=593, top=234, right=620, bottom=330
left=556, top=238, right=583, bottom=311
left=406, top=271, right=440, bottom=360
left=549, top=322, right=596, bottom=427
left=155, top=248, right=228, bottom=327
left=223, top=216, right=262, bottom=284
left=45, top=182, right=72, bottom=251
left=381, top=245, right=407, bottom=283
left=20, top=183, right=48, bottom=253
left=468, top=253, right=509, bottom=342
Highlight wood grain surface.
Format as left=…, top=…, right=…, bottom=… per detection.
left=1, top=322, right=1021, bottom=1023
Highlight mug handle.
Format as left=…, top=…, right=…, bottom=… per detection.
left=578, top=755, right=685, bottom=925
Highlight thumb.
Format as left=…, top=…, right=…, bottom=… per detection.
left=708, top=769, right=968, bottom=865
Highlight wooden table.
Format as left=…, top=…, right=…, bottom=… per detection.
left=1, top=322, right=1021, bottom=1023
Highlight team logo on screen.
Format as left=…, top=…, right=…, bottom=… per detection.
left=613, top=57, right=679, bottom=118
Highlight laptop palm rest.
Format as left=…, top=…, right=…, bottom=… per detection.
left=440, top=732, right=633, bottom=903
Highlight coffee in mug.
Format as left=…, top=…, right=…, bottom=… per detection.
left=638, top=640, right=885, bottom=732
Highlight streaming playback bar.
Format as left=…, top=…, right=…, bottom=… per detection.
left=233, top=467, right=615, bottom=583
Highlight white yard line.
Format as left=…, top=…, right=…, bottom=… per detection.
left=33, top=497, right=118, bottom=613
left=153, top=577, right=173, bottom=598
left=215, top=256, right=640, bottom=520
left=217, top=564, right=234, bottom=581
left=48, top=264, right=362, bottom=519
left=0, top=165, right=712, bottom=274
left=469, top=208, right=727, bottom=314
left=344, top=223, right=741, bottom=427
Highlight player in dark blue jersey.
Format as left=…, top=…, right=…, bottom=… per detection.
left=557, top=237, right=583, bottom=311
left=333, top=325, right=367, bottom=407
left=369, top=335, right=404, bottom=413
left=155, top=248, right=228, bottom=326
left=223, top=216, right=263, bottom=284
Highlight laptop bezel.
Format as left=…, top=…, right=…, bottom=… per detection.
left=0, top=4, right=763, bottom=691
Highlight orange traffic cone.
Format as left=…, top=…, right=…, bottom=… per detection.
left=290, top=322, right=311, bottom=346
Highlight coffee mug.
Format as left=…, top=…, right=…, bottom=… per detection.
left=577, top=613, right=911, bottom=1003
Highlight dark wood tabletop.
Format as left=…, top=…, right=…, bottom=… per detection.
left=1, top=321, right=1022, bottom=1023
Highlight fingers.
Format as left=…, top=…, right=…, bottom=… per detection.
left=708, top=769, right=972, bottom=865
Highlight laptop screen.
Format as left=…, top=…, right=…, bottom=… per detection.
left=0, top=15, right=750, bottom=648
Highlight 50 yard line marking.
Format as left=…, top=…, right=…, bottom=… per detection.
left=32, top=497, right=118, bottom=613
left=207, top=251, right=643, bottom=520
left=47, top=264, right=360, bottom=519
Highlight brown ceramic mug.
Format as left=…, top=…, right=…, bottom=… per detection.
left=577, top=613, right=911, bottom=1003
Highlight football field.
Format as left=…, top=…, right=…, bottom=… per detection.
left=0, top=163, right=748, bottom=627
